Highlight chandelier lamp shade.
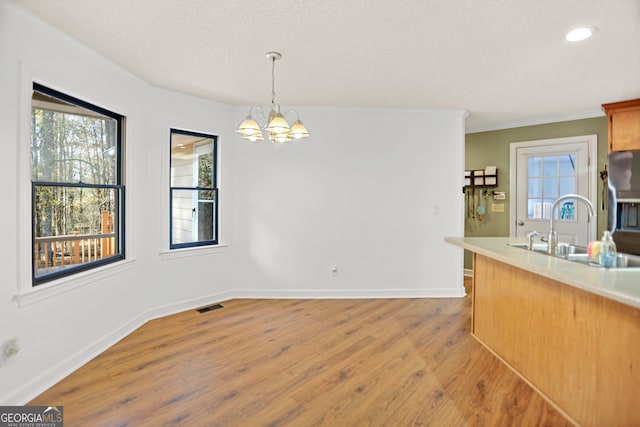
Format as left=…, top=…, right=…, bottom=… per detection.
left=236, top=52, right=310, bottom=143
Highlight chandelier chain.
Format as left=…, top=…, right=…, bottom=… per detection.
left=271, top=55, right=276, bottom=108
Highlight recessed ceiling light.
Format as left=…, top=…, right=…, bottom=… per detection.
left=566, top=27, right=593, bottom=42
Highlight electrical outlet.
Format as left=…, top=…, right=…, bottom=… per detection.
left=0, top=338, right=20, bottom=367
left=330, top=266, right=338, bottom=277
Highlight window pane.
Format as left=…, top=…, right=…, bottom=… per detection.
left=528, top=177, right=542, bottom=198
left=198, top=189, right=215, bottom=201
left=33, top=184, right=121, bottom=280
left=543, top=156, right=557, bottom=177
left=542, top=200, right=553, bottom=219
left=198, top=152, right=213, bottom=188
left=560, top=177, right=575, bottom=195
left=170, top=144, right=194, bottom=187
left=559, top=154, right=576, bottom=176
left=31, top=92, right=118, bottom=185
left=528, top=199, right=541, bottom=219
left=528, top=157, right=542, bottom=177
left=198, top=201, right=214, bottom=241
left=558, top=200, right=575, bottom=221
left=171, top=189, right=194, bottom=245
left=171, top=189, right=216, bottom=246
left=543, top=177, right=559, bottom=198
left=170, top=132, right=214, bottom=188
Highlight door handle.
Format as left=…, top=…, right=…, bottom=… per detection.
left=517, top=220, right=525, bottom=226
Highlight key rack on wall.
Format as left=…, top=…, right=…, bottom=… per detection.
left=463, top=167, right=501, bottom=223
left=464, top=167, right=498, bottom=189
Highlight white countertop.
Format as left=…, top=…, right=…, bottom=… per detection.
left=445, top=236, right=640, bottom=310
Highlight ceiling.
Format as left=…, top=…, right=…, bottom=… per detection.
left=14, top=0, right=640, bottom=132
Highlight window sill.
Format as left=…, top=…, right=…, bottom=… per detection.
left=158, top=243, right=229, bottom=261
left=14, top=258, right=137, bottom=307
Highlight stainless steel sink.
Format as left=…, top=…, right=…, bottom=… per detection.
left=555, top=243, right=588, bottom=256
left=507, top=242, right=548, bottom=252
left=507, top=242, right=640, bottom=269
left=562, top=252, right=640, bottom=268
left=563, top=253, right=601, bottom=267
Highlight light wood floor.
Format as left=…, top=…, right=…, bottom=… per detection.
left=30, top=278, right=570, bottom=426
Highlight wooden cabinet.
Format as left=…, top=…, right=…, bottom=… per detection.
left=602, top=98, right=640, bottom=152
left=472, top=254, right=640, bottom=426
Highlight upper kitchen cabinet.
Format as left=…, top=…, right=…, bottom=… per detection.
left=602, top=99, right=640, bottom=152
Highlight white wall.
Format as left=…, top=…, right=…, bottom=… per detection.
left=0, top=2, right=465, bottom=404
left=232, top=107, right=466, bottom=297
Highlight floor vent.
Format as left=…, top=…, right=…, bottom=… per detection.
left=197, top=303, right=224, bottom=313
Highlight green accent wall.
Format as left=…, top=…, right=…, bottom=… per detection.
left=464, top=116, right=609, bottom=270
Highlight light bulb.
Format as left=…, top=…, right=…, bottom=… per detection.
left=289, top=120, right=309, bottom=139
left=566, top=27, right=592, bottom=42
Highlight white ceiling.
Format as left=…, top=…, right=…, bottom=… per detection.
left=14, top=0, right=640, bottom=132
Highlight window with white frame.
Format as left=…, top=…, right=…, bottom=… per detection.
left=170, top=129, right=218, bottom=249
left=527, top=154, right=577, bottom=220
left=31, top=83, right=125, bottom=285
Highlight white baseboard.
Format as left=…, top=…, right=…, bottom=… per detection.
left=235, top=287, right=467, bottom=299
left=2, top=286, right=464, bottom=404
left=143, top=290, right=235, bottom=321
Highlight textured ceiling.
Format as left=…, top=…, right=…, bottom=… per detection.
left=13, top=0, right=640, bottom=132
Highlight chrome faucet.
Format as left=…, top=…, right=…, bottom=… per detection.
left=548, top=194, right=595, bottom=255
left=526, top=231, right=539, bottom=250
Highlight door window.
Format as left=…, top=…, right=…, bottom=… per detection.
left=527, top=154, right=576, bottom=220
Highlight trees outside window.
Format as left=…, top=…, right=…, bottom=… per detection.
left=31, top=83, right=125, bottom=285
left=170, top=129, right=218, bottom=249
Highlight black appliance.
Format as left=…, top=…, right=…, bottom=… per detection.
left=608, top=151, right=640, bottom=255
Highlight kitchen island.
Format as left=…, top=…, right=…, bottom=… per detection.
left=446, top=237, right=640, bottom=427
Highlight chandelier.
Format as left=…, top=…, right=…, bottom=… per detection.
left=236, top=52, right=310, bottom=143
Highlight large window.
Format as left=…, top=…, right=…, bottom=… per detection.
left=31, top=83, right=125, bottom=285
left=170, top=129, right=218, bottom=249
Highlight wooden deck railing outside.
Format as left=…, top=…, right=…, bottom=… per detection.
left=34, top=211, right=115, bottom=269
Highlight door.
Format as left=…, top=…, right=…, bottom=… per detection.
left=510, top=135, right=597, bottom=246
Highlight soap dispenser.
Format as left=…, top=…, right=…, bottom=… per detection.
left=599, top=230, right=617, bottom=268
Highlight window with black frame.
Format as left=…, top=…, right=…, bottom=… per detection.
left=31, top=83, right=125, bottom=285
left=170, top=129, right=218, bottom=249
